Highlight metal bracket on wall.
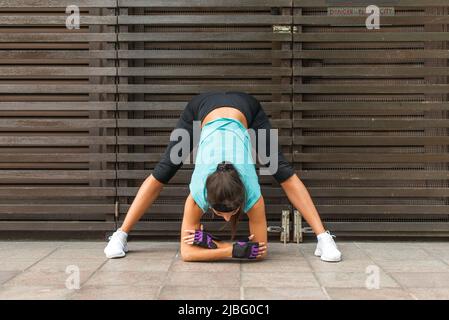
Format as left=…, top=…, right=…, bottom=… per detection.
left=280, top=210, right=290, bottom=244
left=272, top=25, right=298, bottom=33
left=293, top=209, right=302, bottom=243
left=266, top=210, right=291, bottom=245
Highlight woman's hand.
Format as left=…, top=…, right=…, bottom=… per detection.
left=183, top=224, right=221, bottom=249
left=247, top=234, right=267, bottom=258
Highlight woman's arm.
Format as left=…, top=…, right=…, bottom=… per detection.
left=246, top=195, right=268, bottom=259
left=180, top=194, right=233, bottom=262
left=120, top=174, right=164, bottom=233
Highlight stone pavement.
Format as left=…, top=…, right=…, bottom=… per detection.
left=0, top=240, right=449, bottom=300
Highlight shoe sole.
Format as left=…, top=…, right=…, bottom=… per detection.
left=314, top=249, right=341, bottom=262
left=105, top=252, right=126, bottom=259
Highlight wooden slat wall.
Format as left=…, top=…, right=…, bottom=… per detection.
left=0, top=0, right=117, bottom=232
left=1, top=0, right=448, bottom=238
left=116, top=0, right=293, bottom=237
left=293, top=0, right=449, bottom=237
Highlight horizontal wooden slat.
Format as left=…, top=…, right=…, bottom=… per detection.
left=0, top=204, right=114, bottom=214
left=295, top=67, right=449, bottom=77
left=294, top=16, right=449, bottom=26
left=293, top=136, right=449, bottom=146
left=117, top=66, right=291, bottom=77
left=294, top=50, right=449, bottom=60
left=0, top=170, right=116, bottom=180
left=0, top=187, right=116, bottom=197
left=0, top=16, right=116, bottom=25
left=0, top=33, right=116, bottom=42
left=295, top=170, right=449, bottom=180
left=294, top=33, right=449, bottom=42
left=0, top=221, right=115, bottom=231
left=293, top=102, right=449, bottom=111
left=0, top=153, right=116, bottom=162
left=293, top=119, right=449, bottom=129
left=119, top=0, right=292, bottom=7
left=0, top=102, right=116, bottom=111
left=317, top=205, right=449, bottom=215
left=0, top=50, right=116, bottom=60
left=0, top=136, right=116, bottom=146
left=0, top=84, right=116, bottom=93
left=308, top=188, right=449, bottom=198
left=294, top=153, right=449, bottom=163
left=294, top=84, right=449, bottom=94
left=118, top=15, right=291, bottom=25
left=324, top=222, right=449, bottom=234
left=0, top=0, right=117, bottom=7
left=118, top=49, right=291, bottom=60
left=0, top=67, right=116, bottom=77
left=117, top=84, right=292, bottom=93
left=294, top=0, right=449, bottom=7
left=118, top=32, right=291, bottom=42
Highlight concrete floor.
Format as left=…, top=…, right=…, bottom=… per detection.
left=0, top=240, right=449, bottom=300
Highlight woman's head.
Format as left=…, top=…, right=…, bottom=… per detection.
left=205, top=161, right=245, bottom=240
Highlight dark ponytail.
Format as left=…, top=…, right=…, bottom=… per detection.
left=205, top=161, right=246, bottom=240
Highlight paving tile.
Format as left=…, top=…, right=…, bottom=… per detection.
left=301, top=242, right=371, bottom=261
left=315, top=271, right=400, bottom=288
left=308, top=259, right=377, bottom=273
left=265, top=243, right=305, bottom=260
left=358, top=246, right=433, bottom=261
left=84, top=271, right=167, bottom=287
left=100, top=258, right=173, bottom=272
left=375, top=260, right=449, bottom=273
left=29, top=259, right=105, bottom=272
left=419, top=246, right=449, bottom=261
left=389, top=272, right=449, bottom=288
left=123, top=248, right=178, bottom=260
left=0, top=248, right=56, bottom=261
left=241, top=272, right=320, bottom=288
left=243, top=287, right=328, bottom=300
left=0, top=260, right=37, bottom=271
left=408, top=288, right=449, bottom=300
left=69, top=285, right=159, bottom=300
left=0, top=271, right=20, bottom=285
left=0, top=286, right=73, bottom=300
left=2, top=268, right=98, bottom=288
left=325, top=288, right=413, bottom=300
left=159, top=286, right=240, bottom=300
left=44, top=248, right=108, bottom=261
left=240, top=258, right=312, bottom=273
left=169, top=259, right=240, bottom=273
left=165, top=271, right=240, bottom=288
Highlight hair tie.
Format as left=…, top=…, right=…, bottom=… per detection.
left=217, top=161, right=233, bottom=172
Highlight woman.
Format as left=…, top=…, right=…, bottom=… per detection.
left=104, top=91, right=342, bottom=262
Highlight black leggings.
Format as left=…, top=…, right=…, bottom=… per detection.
left=152, top=91, right=295, bottom=184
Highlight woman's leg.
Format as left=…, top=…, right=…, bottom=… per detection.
left=280, top=174, right=325, bottom=235
left=120, top=174, right=164, bottom=233
left=250, top=102, right=326, bottom=236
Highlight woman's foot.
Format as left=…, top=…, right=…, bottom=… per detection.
left=104, top=229, right=129, bottom=258
left=314, top=230, right=342, bottom=262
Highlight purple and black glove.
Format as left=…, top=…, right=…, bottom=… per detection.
left=232, top=238, right=260, bottom=259
left=192, top=230, right=221, bottom=249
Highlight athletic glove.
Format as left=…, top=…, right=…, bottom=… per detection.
left=232, top=238, right=260, bottom=259
left=192, top=230, right=221, bottom=249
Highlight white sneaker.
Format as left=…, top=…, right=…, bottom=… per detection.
left=314, top=230, right=342, bottom=262
left=104, top=229, right=129, bottom=259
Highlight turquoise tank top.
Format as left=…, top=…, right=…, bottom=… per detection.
left=189, top=117, right=262, bottom=213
